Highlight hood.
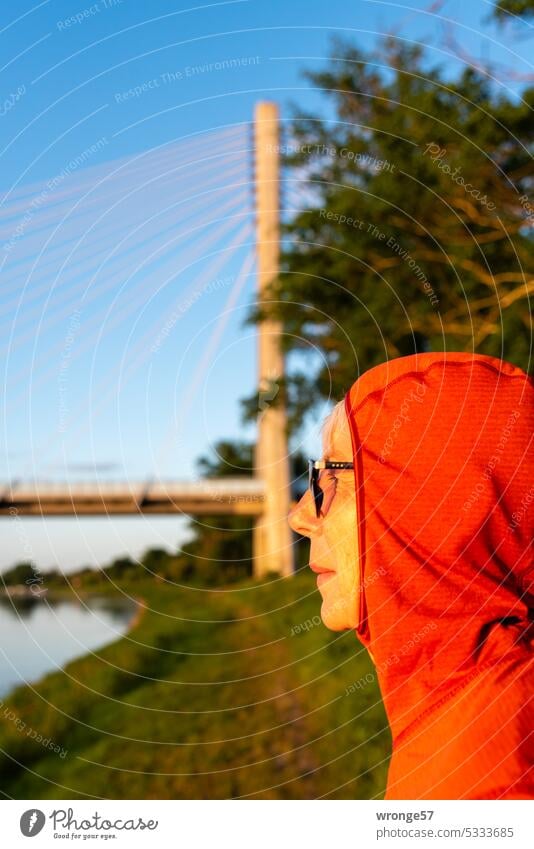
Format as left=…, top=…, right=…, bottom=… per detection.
left=344, top=351, right=533, bottom=741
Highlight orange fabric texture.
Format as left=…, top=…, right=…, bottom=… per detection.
left=343, top=352, right=533, bottom=799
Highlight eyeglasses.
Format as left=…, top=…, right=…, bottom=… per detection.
left=308, top=459, right=354, bottom=518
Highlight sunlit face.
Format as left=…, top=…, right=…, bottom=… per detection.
left=288, top=406, right=359, bottom=631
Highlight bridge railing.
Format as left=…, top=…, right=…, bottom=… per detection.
left=0, top=478, right=266, bottom=517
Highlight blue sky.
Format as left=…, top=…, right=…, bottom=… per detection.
left=1, top=0, right=532, bottom=572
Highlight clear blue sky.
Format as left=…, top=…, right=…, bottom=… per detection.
left=1, top=0, right=532, bottom=573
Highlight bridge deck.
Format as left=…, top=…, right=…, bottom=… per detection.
left=0, top=479, right=266, bottom=517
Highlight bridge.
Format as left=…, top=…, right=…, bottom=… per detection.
left=1, top=102, right=296, bottom=577
left=0, top=479, right=266, bottom=517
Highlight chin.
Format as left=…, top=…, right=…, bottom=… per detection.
left=320, top=601, right=351, bottom=632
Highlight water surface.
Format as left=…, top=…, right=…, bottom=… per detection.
left=0, top=593, right=136, bottom=698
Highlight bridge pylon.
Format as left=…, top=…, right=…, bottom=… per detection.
left=252, top=101, right=294, bottom=578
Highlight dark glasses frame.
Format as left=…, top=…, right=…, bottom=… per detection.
left=308, top=459, right=354, bottom=518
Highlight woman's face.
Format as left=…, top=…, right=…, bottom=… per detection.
left=288, top=407, right=359, bottom=631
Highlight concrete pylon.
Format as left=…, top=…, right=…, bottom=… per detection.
left=252, top=101, right=294, bottom=578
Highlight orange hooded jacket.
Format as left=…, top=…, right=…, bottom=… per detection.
left=344, top=352, right=533, bottom=800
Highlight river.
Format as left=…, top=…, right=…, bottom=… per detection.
left=0, top=593, right=137, bottom=698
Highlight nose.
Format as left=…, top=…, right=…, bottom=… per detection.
left=288, top=489, right=320, bottom=538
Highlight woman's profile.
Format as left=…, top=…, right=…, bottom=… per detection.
left=289, top=351, right=533, bottom=800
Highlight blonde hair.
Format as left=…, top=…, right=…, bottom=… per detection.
left=321, top=399, right=348, bottom=457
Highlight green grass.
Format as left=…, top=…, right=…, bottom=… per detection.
left=0, top=570, right=390, bottom=799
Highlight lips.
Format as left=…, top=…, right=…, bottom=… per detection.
left=310, top=563, right=336, bottom=575
left=316, top=571, right=335, bottom=585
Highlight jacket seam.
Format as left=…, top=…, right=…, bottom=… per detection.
left=346, top=359, right=532, bottom=418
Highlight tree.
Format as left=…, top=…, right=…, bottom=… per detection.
left=177, top=440, right=309, bottom=582
left=1, top=562, right=36, bottom=587
left=141, top=549, right=170, bottom=576
left=492, top=0, right=534, bottom=21
left=176, top=441, right=255, bottom=585
left=103, top=556, right=137, bottom=581
left=247, top=34, right=533, bottom=425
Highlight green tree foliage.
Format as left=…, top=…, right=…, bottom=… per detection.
left=492, top=0, right=534, bottom=20
left=1, top=562, right=36, bottom=586
left=103, top=556, right=137, bottom=581
left=250, top=35, right=533, bottom=423
left=135, top=548, right=193, bottom=584
left=195, top=439, right=254, bottom=477
left=178, top=440, right=310, bottom=581
left=175, top=440, right=256, bottom=585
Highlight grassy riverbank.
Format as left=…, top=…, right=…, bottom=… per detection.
left=0, top=570, right=390, bottom=799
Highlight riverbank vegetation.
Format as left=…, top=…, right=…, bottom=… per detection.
left=0, top=569, right=389, bottom=799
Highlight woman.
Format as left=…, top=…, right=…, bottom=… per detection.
left=289, top=351, right=533, bottom=800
